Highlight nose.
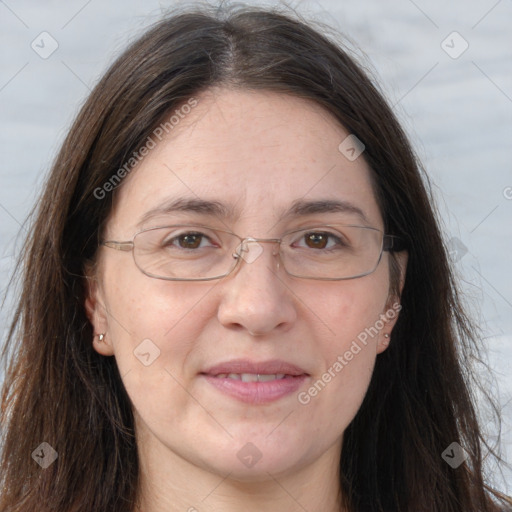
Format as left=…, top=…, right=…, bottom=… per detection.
left=217, top=239, right=297, bottom=336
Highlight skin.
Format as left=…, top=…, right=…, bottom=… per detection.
left=86, top=87, right=406, bottom=512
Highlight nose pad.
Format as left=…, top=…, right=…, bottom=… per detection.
left=235, top=238, right=264, bottom=264
left=232, top=238, right=281, bottom=268
left=273, top=248, right=280, bottom=268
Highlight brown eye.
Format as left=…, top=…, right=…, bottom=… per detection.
left=160, top=231, right=213, bottom=250
left=177, top=233, right=203, bottom=249
left=304, top=232, right=329, bottom=249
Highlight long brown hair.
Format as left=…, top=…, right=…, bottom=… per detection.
left=1, top=3, right=510, bottom=511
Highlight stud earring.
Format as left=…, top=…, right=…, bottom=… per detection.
left=97, top=333, right=105, bottom=342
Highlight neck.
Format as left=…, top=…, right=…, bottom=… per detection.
left=134, top=427, right=344, bottom=512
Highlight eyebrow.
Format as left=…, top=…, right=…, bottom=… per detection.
left=137, top=196, right=369, bottom=227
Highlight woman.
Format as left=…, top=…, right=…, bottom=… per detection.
left=1, top=3, right=510, bottom=511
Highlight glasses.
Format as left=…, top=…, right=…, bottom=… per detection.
left=100, top=224, right=403, bottom=281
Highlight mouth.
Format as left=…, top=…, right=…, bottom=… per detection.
left=209, top=373, right=289, bottom=382
left=200, top=359, right=310, bottom=404
left=201, top=358, right=309, bottom=377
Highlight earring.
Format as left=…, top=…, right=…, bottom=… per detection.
left=382, top=333, right=390, bottom=345
left=384, top=333, right=390, bottom=339
left=97, top=333, right=105, bottom=343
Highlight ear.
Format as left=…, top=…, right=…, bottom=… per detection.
left=377, top=250, right=408, bottom=354
left=84, top=264, right=115, bottom=357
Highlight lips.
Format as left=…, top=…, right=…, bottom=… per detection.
left=201, top=359, right=309, bottom=377
left=200, top=359, right=310, bottom=404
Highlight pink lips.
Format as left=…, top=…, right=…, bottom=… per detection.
left=200, top=359, right=310, bottom=404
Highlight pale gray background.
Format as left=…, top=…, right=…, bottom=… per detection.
left=1, top=0, right=511, bottom=490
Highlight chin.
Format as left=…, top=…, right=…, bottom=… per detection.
left=196, top=437, right=312, bottom=481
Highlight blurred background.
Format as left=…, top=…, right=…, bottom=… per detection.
left=1, top=0, right=511, bottom=491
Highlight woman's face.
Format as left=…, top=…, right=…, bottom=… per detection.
left=87, top=88, right=403, bottom=481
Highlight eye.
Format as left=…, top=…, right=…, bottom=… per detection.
left=162, top=231, right=217, bottom=250
left=295, top=231, right=346, bottom=250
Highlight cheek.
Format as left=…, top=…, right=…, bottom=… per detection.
left=100, top=262, right=216, bottom=407
left=316, top=264, right=390, bottom=346
left=103, top=256, right=214, bottom=340
left=297, top=322, right=377, bottom=439
left=299, top=270, right=389, bottom=421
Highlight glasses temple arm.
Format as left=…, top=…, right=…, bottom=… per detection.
left=383, top=235, right=406, bottom=252
left=101, top=241, right=134, bottom=251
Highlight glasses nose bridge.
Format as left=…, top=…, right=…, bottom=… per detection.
left=232, top=236, right=283, bottom=270
left=239, top=236, right=281, bottom=254
left=242, top=236, right=281, bottom=243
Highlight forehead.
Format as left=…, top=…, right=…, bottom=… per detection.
left=108, top=87, right=382, bottom=234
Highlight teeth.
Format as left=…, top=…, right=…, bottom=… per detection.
left=257, top=374, right=277, bottom=382
left=214, top=373, right=288, bottom=382
left=241, top=373, right=259, bottom=382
